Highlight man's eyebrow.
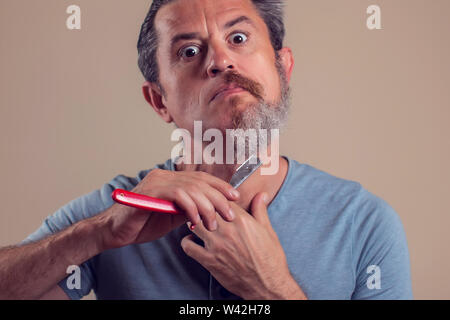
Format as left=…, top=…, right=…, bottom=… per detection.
left=170, top=32, right=201, bottom=48
left=170, top=16, right=255, bottom=48
left=223, top=15, right=255, bottom=29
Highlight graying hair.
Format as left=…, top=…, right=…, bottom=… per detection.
left=137, top=0, right=285, bottom=85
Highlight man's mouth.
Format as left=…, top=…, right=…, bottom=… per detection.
left=210, top=84, right=246, bottom=103
left=209, top=71, right=265, bottom=104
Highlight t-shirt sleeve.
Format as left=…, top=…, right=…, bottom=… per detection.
left=351, top=188, right=413, bottom=299
left=20, top=173, right=146, bottom=300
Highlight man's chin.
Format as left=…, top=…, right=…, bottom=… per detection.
left=229, top=94, right=260, bottom=110
left=211, top=92, right=255, bottom=109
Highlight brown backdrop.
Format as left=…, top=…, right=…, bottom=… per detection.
left=1, top=0, right=449, bottom=299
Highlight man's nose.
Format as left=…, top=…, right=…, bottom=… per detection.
left=206, top=42, right=235, bottom=78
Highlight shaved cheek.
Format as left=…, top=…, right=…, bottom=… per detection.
left=174, top=76, right=204, bottom=113
left=171, top=89, right=201, bottom=127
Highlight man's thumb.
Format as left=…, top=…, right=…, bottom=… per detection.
left=251, top=192, right=270, bottom=226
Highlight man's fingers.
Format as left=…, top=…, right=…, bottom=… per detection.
left=181, top=234, right=213, bottom=265
left=204, top=187, right=235, bottom=222
left=199, top=172, right=240, bottom=201
left=250, top=192, right=271, bottom=227
left=187, top=220, right=210, bottom=243
left=172, top=188, right=201, bottom=226
left=186, top=189, right=218, bottom=231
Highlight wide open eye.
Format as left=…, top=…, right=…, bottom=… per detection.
left=179, top=45, right=201, bottom=58
left=229, top=32, right=248, bottom=45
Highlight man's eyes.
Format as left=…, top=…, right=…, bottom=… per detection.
left=179, top=45, right=201, bottom=59
left=177, top=31, right=249, bottom=59
left=229, top=32, right=248, bottom=45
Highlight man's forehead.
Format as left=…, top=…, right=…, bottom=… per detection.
left=155, top=0, right=259, bottom=35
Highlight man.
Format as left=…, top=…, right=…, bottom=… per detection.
left=0, top=0, right=412, bottom=299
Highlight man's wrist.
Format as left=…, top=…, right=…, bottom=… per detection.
left=88, top=212, right=116, bottom=253
left=274, top=276, right=308, bottom=300
left=243, top=273, right=307, bottom=300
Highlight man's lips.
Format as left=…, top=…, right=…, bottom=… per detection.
left=210, top=85, right=246, bottom=103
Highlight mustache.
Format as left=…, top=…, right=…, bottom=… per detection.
left=223, top=71, right=264, bottom=101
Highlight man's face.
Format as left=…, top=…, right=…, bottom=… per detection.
left=153, top=0, right=286, bottom=134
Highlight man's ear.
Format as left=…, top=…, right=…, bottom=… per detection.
left=142, top=81, right=173, bottom=123
left=277, top=47, right=295, bottom=83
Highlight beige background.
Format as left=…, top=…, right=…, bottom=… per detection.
left=1, top=0, right=449, bottom=299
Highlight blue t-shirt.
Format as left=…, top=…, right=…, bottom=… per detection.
left=22, top=156, right=413, bottom=299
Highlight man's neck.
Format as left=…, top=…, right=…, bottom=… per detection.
left=175, top=156, right=288, bottom=212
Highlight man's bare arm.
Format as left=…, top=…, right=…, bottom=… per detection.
left=0, top=214, right=108, bottom=300
left=0, top=169, right=242, bottom=299
left=39, top=284, right=70, bottom=300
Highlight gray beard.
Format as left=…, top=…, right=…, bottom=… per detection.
left=229, top=65, right=291, bottom=161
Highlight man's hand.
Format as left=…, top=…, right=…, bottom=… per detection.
left=100, top=168, right=240, bottom=250
left=180, top=192, right=307, bottom=300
